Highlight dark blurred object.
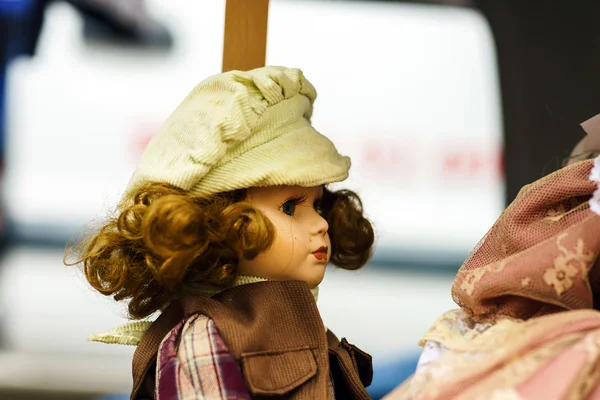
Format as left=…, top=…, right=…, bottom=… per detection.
left=1, top=0, right=173, bottom=56
left=0, top=0, right=43, bottom=255
left=68, top=0, right=173, bottom=50
left=391, top=0, right=473, bottom=6
left=471, top=0, right=600, bottom=205
left=343, top=0, right=474, bottom=6
left=393, top=0, right=600, bottom=206
left=398, top=0, right=600, bottom=206
left=0, top=0, right=46, bottom=61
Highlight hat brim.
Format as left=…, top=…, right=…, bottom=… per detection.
left=192, top=125, right=351, bottom=196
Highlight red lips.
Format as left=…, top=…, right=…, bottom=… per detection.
left=312, top=246, right=328, bottom=261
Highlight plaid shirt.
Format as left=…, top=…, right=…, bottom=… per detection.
left=155, top=314, right=335, bottom=399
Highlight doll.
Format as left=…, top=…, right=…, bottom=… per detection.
left=384, top=114, right=600, bottom=399
left=69, top=66, right=375, bottom=400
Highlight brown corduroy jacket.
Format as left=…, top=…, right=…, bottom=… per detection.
left=131, top=280, right=373, bottom=399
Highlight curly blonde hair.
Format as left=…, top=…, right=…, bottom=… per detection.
left=67, top=183, right=374, bottom=319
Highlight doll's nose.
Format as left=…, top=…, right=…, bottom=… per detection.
left=312, top=212, right=329, bottom=236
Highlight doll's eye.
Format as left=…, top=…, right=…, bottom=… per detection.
left=313, top=198, right=324, bottom=216
left=281, top=200, right=296, bottom=216
left=280, top=192, right=308, bottom=216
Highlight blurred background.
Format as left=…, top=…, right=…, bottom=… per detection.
left=0, top=0, right=599, bottom=399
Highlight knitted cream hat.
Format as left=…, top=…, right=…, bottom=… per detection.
left=122, top=66, right=350, bottom=203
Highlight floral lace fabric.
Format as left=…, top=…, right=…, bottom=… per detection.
left=385, top=158, right=600, bottom=400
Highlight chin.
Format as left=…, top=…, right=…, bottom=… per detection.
left=305, top=271, right=326, bottom=289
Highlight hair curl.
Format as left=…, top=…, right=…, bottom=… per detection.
left=66, top=183, right=374, bottom=319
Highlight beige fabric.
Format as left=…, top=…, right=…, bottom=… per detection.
left=122, top=66, right=350, bottom=205
left=387, top=310, right=600, bottom=400
left=568, top=113, right=600, bottom=165
left=89, top=320, right=154, bottom=346
left=582, top=113, right=600, bottom=152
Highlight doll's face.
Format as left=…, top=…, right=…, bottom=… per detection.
left=238, top=185, right=331, bottom=288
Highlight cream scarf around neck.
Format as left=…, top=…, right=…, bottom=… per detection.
left=90, top=276, right=320, bottom=346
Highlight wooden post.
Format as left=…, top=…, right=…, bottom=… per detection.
left=222, top=0, right=270, bottom=72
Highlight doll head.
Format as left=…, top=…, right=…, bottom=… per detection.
left=238, top=185, right=331, bottom=289
left=70, top=67, right=374, bottom=319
